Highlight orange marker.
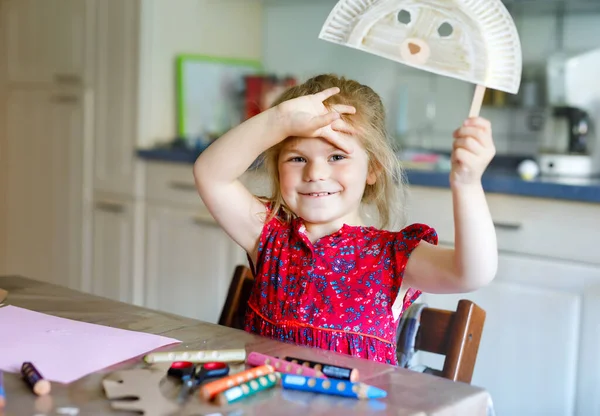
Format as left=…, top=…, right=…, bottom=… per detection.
left=198, top=364, right=274, bottom=401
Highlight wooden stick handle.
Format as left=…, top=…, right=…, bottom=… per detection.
left=469, top=84, right=486, bottom=118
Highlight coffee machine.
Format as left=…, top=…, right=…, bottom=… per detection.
left=537, top=48, right=600, bottom=176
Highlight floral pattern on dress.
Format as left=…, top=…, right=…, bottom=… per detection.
left=244, top=211, right=438, bottom=365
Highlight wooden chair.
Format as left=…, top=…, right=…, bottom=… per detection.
left=218, top=265, right=255, bottom=330
left=415, top=300, right=486, bottom=384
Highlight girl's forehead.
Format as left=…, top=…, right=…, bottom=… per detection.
left=281, top=136, right=363, bottom=152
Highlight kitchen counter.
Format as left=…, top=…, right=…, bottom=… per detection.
left=137, top=148, right=600, bottom=204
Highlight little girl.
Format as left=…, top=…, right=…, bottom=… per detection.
left=194, top=74, right=498, bottom=365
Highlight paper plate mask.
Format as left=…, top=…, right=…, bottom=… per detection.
left=319, top=0, right=522, bottom=117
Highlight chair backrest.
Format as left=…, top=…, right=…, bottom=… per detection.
left=416, top=299, right=486, bottom=384
left=218, top=265, right=255, bottom=330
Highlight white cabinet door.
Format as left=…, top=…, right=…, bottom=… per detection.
left=91, top=198, right=135, bottom=303
left=145, top=205, right=234, bottom=323
left=1, top=0, right=92, bottom=85
left=1, top=88, right=89, bottom=288
left=92, top=0, right=140, bottom=196
left=576, top=284, right=600, bottom=416
left=417, top=252, right=592, bottom=416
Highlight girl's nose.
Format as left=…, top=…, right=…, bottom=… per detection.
left=303, top=160, right=330, bottom=182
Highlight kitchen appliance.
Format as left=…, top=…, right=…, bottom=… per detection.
left=537, top=48, right=600, bottom=176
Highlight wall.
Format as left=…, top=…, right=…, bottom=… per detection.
left=137, top=0, right=263, bottom=147
left=262, top=1, right=600, bottom=155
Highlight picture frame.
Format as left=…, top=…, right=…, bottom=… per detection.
left=176, top=54, right=262, bottom=139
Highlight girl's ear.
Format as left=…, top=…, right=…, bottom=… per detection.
left=367, top=162, right=379, bottom=185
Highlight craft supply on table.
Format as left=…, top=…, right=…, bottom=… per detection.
left=171, top=361, right=230, bottom=403
left=103, top=367, right=180, bottom=415
left=280, top=374, right=387, bottom=400
left=247, top=352, right=326, bottom=378
left=215, top=373, right=279, bottom=405
left=318, top=0, right=522, bottom=118
left=199, top=364, right=275, bottom=401
left=0, top=305, right=179, bottom=383
left=283, top=356, right=358, bottom=381
left=21, top=362, right=51, bottom=396
left=0, top=288, right=7, bottom=304
left=144, top=349, right=246, bottom=364
left=0, top=370, right=5, bottom=408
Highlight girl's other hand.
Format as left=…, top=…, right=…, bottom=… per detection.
left=450, top=117, right=495, bottom=187
left=274, top=87, right=357, bottom=153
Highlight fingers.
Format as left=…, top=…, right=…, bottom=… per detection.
left=330, top=104, right=356, bottom=115
left=314, top=87, right=341, bottom=102
left=460, top=117, right=493, bottom=146
left=453, top=137, right=484, bottom=155
left=321, top=130, right=354, bottom=154
left=464, top=116, right=492, bottom=131
left=451, top=147, right=478, bottom=171
left=454, top=126, right=495, bottom=152
left=310, top=112, right=340, bottom=130
left=330, top=118, right=356, bottom=135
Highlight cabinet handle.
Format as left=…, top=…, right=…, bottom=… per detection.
left=493, top=221, right=522, bottom=231
left=54, top=74, right=82, bottom=85
left=192, top=214, right=215, bottom=226
left=95, top=201, right=125, bottom=213
left=51, top=95, right=79, bottom=104
left=169, top=181, right=197, bottom=192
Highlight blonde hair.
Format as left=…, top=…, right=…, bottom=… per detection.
left=261, top=74, right=407, bottom=229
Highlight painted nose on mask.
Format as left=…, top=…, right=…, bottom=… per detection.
left=400, top=38, right=431, bottom=65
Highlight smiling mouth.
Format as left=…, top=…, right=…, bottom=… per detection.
left=300, top=192, right=339, bottom=197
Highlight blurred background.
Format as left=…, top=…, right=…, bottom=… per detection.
left=0, top=1, right=599, bottom=415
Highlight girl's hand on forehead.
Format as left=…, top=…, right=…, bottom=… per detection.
left=276, top=87, right=356, bottom=153
left=450, top=117, right=495, bottom=186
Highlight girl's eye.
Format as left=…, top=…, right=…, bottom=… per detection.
left=289, top=156, right=306, bottom=163
left=330, top=154, right=346, bottom=162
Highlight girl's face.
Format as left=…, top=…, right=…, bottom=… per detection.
left=277, top=135, right=376, bottom=229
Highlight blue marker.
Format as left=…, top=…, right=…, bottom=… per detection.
left=0, top=370, right=6, bottom=408
left=280, top=373, right=387, bottom=400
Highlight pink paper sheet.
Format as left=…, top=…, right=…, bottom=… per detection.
left=0, top=305, right=180, bottom=383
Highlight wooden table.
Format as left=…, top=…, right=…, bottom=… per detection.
left=0, top=276, right=492, bottom=415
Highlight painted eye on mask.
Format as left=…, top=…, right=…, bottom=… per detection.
left=397, top=9, right=411, bottom=25
left=438, top=22, right=453, bottom=38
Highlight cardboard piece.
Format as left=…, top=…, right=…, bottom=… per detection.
left=319, top=0, right=522, bottom=116
left=103, top=366, right=179, bottom=415
left=0, top=288, right=7, bottom=304
left=102, top=365, right=248, bottom=416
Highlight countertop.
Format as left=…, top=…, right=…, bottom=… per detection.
left=0, top=275, right=492, bottom=415
left=137, top=148, right=600, bottom=204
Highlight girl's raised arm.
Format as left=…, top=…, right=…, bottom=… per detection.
left=403, top=117, right=498, bottom=294
left=193, top=87, right=354, bottom=262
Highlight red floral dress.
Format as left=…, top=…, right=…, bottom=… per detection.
left=244, top=213, right=438, bottom=365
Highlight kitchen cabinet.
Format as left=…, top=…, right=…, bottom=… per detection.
left=144, top=205, right=235, bottom=323
left=92, top=0, right=142, bottom=197
left=407, top=185, right=600, bottom=416
left=90, top=197, right=136, bottom=303
left=1, top=0, right=93, bottom=86
left=143, top=162, right=246, bottom=323
left=0, top=87, right=90, bottom=289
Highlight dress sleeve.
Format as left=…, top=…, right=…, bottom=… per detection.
left=390, top=223, right=438, bottom=312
